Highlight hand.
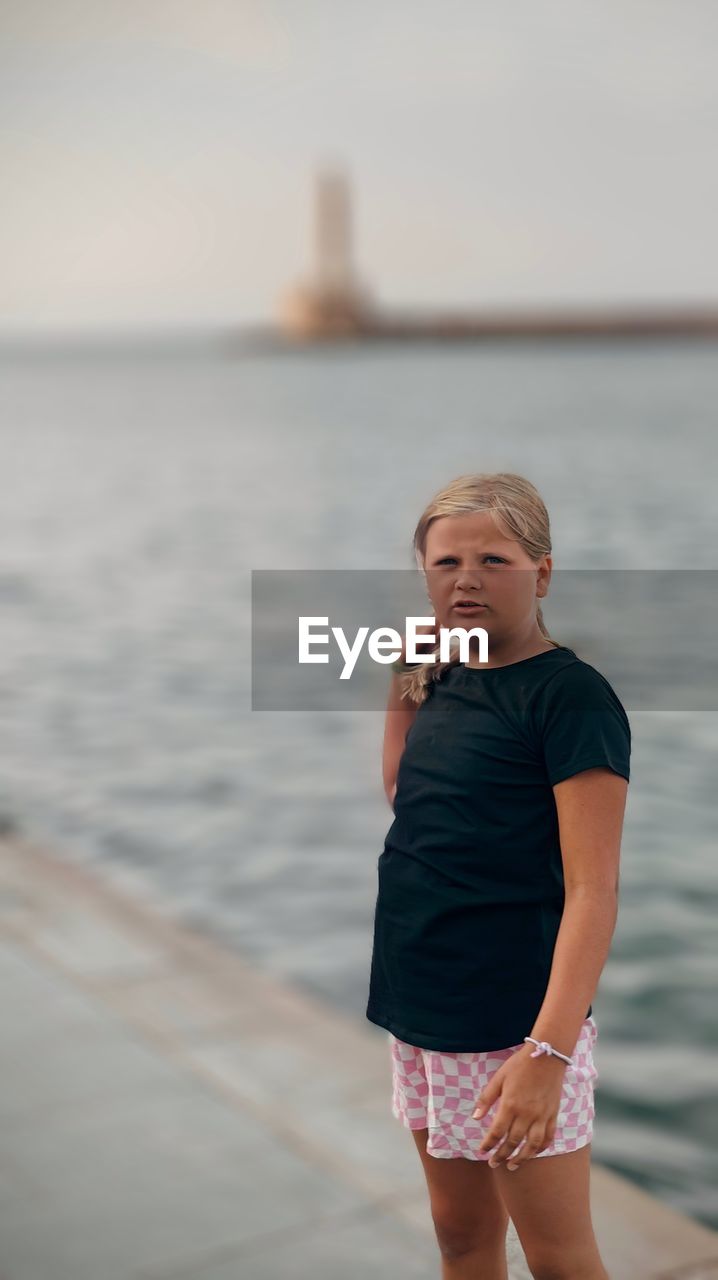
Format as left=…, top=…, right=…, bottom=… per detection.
left=471, top=1043, right=566, bottom=1171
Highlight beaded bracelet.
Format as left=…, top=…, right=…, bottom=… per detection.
left=523, top=1036, right=574, bottom=1067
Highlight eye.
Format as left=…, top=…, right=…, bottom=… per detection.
left=434, top=555, right=506, bottom=565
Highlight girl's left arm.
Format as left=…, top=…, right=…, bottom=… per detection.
left=527, top=765, right=629, bottom=1059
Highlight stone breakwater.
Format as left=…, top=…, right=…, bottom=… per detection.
left=0, top=832, right=716, bottom=1280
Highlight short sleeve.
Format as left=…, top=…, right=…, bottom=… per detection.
left=534, top=661, right=631, bottom=787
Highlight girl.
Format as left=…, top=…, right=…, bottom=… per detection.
left=366, top=472, right=630, bottom=1280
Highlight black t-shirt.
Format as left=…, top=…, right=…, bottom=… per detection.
left=365, top=645, right=631, bottom=1052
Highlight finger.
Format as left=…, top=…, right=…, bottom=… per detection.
left=477, top=1114, right=509, bottom=1154
left=487, top=1128, right=527, bottom=1167
left=525, top=1117, right=556, bottom=1159
left=478, top=1112, right=518, bottom=1159
left=478, top=1127, right=506, bottom=1157
left=505, top=1124, right=548, bottom=1170
left=472, top=1089, right=498, bottom=1120
left=534, top=1121, right=556, bottom=1156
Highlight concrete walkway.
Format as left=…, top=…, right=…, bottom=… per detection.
left=0, top=832, right=716, bottom=1280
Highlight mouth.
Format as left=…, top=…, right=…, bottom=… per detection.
left=452, top=601, right=488, bottom=611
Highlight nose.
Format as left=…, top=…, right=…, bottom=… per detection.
left=455, top=571, right=483, bottom=593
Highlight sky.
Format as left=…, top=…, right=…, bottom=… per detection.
left=2, top=0, right=718, bottom=332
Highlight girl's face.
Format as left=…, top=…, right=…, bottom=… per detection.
left=423, top=512, right=551, bottom=642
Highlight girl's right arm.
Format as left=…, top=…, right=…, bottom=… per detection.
left=382, top=621, right=434, bottom=810
left=382, top=669, right=419, bottom=811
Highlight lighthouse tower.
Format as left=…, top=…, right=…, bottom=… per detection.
left=279, top=168, right=374, bottom=339
left=315, top=170, right=354, bottom=295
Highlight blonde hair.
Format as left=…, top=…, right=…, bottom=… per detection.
left=400, top=472, right=561, bottom=705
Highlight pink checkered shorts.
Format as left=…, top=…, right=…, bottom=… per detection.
left=390, top=1015, right=598, bottom=1160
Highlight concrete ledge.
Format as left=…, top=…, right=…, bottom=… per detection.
left=0, top=833, right=716, bottom=1280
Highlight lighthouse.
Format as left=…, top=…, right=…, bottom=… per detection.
left=279, top=168, right=374, bottom=339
